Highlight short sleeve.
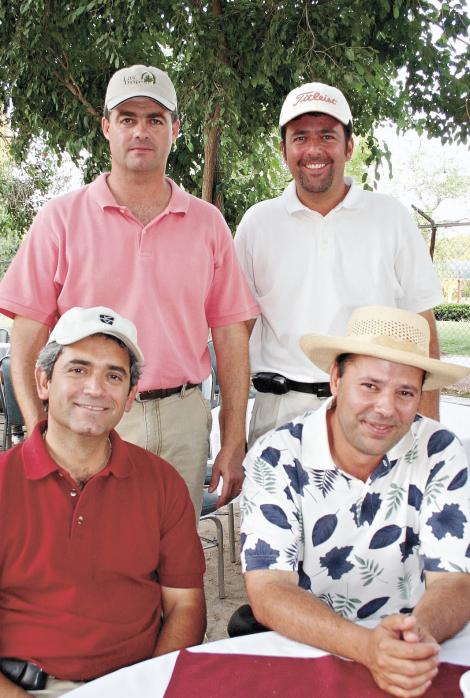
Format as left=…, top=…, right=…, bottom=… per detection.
left=418, top=430, right=470, bottom=573
left=240, top=430, right=304, bottom=574
left=157, top=471, right=205, bottom=588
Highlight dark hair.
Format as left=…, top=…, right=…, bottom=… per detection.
left=335, top=353, right=354, bottom=377
left=103, top=105, right=178, bottom=123
left=36, top=334, right=142, bottom=390
left=334, top=352, right=427, bottom=386
left=281, top=112, right=353, bottom=148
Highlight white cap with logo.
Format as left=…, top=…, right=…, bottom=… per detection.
left=105, top=64, right=177, bottom=112
left=48, top=306, right=144, bottom=363
left=279, top=81, right=352, bottom=128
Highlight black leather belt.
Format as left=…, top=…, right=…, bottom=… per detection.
left=252, top=372, right=331, bottom=397
left=136, top=383, right=199, bottom=401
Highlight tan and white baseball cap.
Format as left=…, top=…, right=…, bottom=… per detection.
left=279, top=81, right=352, bottom=128
left=300, top=306, right=469, bottom=391
left=105, top=64, right=177, bottom=112
left=48, top=306, right=144, bottom=363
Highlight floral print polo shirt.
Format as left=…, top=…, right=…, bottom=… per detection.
left=240, top=399, right=470, bottom=621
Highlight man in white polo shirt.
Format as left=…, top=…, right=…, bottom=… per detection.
left=235, top=81, right=442, bottom=445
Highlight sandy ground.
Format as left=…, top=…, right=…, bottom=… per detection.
left=198, top=504, right=248, bottom=642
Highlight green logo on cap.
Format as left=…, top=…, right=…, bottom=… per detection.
left=141, top=71, right=156, bottom=84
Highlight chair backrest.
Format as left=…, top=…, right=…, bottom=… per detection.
left=208, top=339, right=220, bottom=407
left=1, top=356, right=24, bottom=427
left=0, top=328, right=10, bottom=343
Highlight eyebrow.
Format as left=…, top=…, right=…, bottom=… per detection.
left=359, top=376, right=420, bottom=392
left=65, top=359, right=128, bottom=376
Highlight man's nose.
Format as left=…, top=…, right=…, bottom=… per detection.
left=374, top=391, right=395, bottom=417
left=133, top=120, right=150, bottom=138
left=83, top=374, right=105, bottom=395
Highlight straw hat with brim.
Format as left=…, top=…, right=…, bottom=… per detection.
left=299, top=306, right=470, bottom=392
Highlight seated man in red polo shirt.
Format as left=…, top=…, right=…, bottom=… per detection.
left=0, top=306, right=206, bottom=697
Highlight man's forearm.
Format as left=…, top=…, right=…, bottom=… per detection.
left=0, top=672, right=29, bottom=697
left=246, top=572, right=371, bottom=663
left=10, top=316, right=49, bottom=434
left=154, top=598, right=206, bottom=656
left=412, top=573, right=470, bottom=643
left=212, top=322, right=250, bottom=450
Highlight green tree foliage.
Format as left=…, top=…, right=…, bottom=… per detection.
left=0, top=129, right=59, bottom=259
left=0, top=0, right=468, bottom=229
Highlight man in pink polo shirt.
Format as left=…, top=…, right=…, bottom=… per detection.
left=0, top=64, right=259, bottom=516
left=0, top=306, right=205, bottom=697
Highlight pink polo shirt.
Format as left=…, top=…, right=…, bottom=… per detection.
left=0, top=175, right=259, bottom=390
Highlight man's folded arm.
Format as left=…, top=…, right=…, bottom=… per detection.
left=407, top=570, right=470, bottom=644
left=245, top=569, right=440, bottom=697
left=153, top=586, right=206, bottom=657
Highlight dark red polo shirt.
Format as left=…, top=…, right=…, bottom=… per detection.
left=0, top=424, right=205, bottom=680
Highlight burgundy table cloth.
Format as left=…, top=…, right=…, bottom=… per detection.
left=164, top=650, right=468, bottom=697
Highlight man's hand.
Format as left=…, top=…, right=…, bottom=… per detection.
left=365, top=614, right=440, bottom=697
left=208, top=442, right=245, bottom=507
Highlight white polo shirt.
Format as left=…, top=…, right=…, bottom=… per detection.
left=235, top=178, right=443, bottom=382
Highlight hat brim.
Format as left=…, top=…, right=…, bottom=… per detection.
left=106, top=92, right=176, bottom=112
left=279, top=102, right=351, bottom=128
left=299, top=335, right=469, bottom=391
left=51, top=327, right=144, bottom=364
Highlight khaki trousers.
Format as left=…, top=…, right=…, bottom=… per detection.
left=248, top=390, right=326, bottom=447
left=29, top=679, right=84, bottom=697
left=117, top=387, right=212, bottom=517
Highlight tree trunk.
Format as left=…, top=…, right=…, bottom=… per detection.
left=201, top=102, right=221, bottom=207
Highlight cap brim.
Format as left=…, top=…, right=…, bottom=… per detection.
left=279, top=103, right=351, bottom=127
left=299, top=335, right=469, bottom=391
left=50, top=327, right=144, bottom=364
left=107, top=93, right=176, bottom=112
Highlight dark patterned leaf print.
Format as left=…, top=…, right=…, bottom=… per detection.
left=427, top=503, right=467, bottom=540
left=312, top=469, right=338, bottom=498
left=466, top=544, right=470, bottom=558
left=239, top=532, right=247, bottom=551
left=369, top=525, right=401, bottom=549
left=408, top=485, right=423, bottom=511
left=244, top=539, right=280, bottom=571
left=283, top=459, right=309, bottom=495
left=400, top=527, right=420, bottom=562
left=369, top=457, right=390, bottom=483
left=298, top=561, right=311, bottom=590
left=427, top=430, right=455, bottom=457
left=427, top=460, right=445, bottom=483
left=423, top=557, right=445, bottom=572
left=285, top=545, right=298, bottom=568
left=283, top=486, right=294, bottom=502
left=277, top=421, right=304, bottom=440
left=312, top=514, right=337, bottom=546
left=260, top=447, right=281, bottom=467
left=260, top=504, right=292, bottom=530
left=448, top=468, right=468, bottom=491
left=357, top=596, right=389, bottom=619
left=359, top=492, right=382, bottom=526
left=403, top=443, right=419, bottom=464
left=320, top=546, right=353, bottom=580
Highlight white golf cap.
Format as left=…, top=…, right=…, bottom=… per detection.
left=48, top=306, right=144, bottom=363
left=105, top=64, right=177, bottom=112
left=279, top=81, right=352, bottom=128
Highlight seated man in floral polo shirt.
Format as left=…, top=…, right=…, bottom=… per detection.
left=240, top=305, right=470, bottom=698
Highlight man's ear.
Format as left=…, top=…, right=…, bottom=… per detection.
left=329, top=361, right=340, bottom=398
left=280, top=139, right=286, bottom=163
left=345, top=135, right=354, bottom=162
left=35, top=367, right=50, bottom=401
left=124, top=384, right=138, bottom=413
left=101, top=116, right=110, bottom=141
